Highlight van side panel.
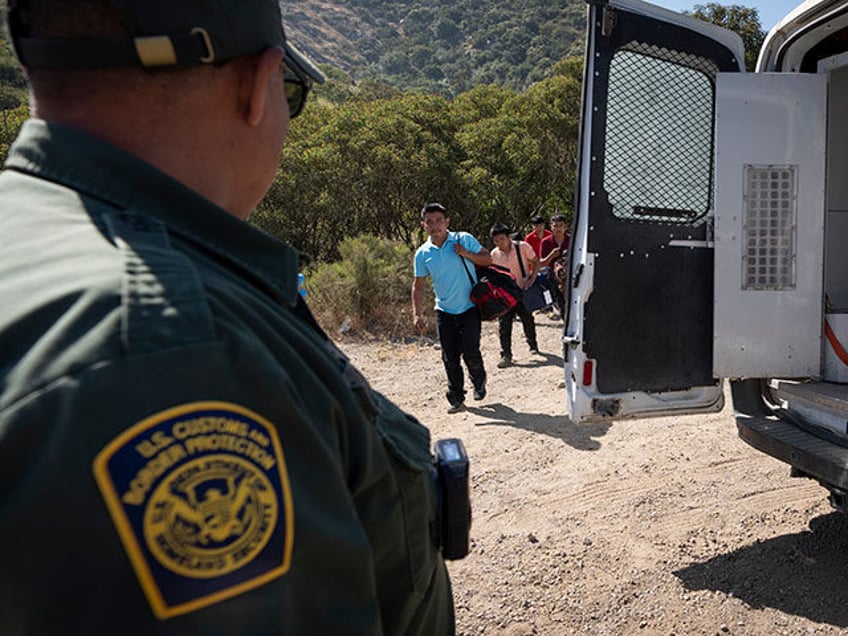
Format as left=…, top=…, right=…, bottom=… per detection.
left=713, top=73, right=826, bottom=379
left=825, top=65, right=848, bottom=311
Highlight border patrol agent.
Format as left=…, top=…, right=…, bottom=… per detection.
left=0, top=1, right=456, bottom=633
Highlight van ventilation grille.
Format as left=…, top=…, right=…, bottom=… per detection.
left=742, top=165, right=797, bottom=290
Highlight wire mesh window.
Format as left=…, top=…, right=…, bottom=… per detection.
left=604, top=45, right=717, bottom=224
left=742, top=165, right=797, bottom=290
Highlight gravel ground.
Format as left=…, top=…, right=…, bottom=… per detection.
left=339, top=313, right=848, bottom=636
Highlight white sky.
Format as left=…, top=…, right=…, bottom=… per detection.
left=648, top=0, right=801, bottom=31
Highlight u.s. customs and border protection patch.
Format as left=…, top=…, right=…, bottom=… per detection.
left=92, top=402, right=294, bottom=619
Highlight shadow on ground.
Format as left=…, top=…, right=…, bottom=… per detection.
left=506, top=350, right=563, bottom=368
left=467, top=402, right=610, bottom=450
left=674, top=512, right=848, bottom=627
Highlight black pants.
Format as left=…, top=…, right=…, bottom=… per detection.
left=436, top=308, right=486, bottom=405
left=539, top=266, right=565, bottom=314
left=498, top=301, right=537, bottom=358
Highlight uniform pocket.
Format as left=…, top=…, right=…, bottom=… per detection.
left=370, top=391, right=441, bottom=596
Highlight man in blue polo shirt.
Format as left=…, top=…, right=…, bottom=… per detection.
left=412, top=202, right=491, bottom=413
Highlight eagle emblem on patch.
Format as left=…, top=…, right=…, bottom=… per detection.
left=93, top=402, right=294, bottom=619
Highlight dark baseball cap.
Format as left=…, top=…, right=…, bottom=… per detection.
left=7, top=0, right=324, bottom=84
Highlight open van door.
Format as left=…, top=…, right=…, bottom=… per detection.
left=565, top=0, right=746, bottom=422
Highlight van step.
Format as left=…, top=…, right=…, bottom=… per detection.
left=774, top=381, right=848, bottom=419
left=738, top=414, right=848, bottom=491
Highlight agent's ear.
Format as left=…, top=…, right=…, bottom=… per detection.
left=244, top=46, right=285, bottom=127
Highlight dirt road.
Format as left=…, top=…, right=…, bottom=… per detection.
left=341, top=313, right=848, bottom=635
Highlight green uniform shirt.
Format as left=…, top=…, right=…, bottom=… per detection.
left=0, top=120, right=454, bottom=635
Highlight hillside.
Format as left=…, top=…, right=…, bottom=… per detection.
left=283, top=0, right=587, bottom=96
left=0, top=0, right=587, bottom=99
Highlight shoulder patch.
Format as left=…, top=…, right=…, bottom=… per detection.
left=93, top=402, right=294, bottom=619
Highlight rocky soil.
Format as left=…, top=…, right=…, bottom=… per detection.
left=340, top=312, right=848, bottom=636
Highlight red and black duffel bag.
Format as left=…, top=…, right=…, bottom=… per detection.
left=462, top=260, right=522, bottom=321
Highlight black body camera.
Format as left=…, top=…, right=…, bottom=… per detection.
left=432, top=438, right=471, bottom=560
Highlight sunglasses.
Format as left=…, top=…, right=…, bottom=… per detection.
left=283, top=61, right=312, bottom=119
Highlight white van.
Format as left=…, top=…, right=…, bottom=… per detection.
left=565, top=0, right=848, bottom=508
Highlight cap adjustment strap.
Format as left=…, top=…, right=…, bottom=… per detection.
left=134, top=36, right=176, bottom=66
left=190, top=28, right=215, bottom=64
left=15, top=28, right=215, bottom=69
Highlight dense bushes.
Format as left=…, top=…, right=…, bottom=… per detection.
left=252, top=57, right=583, bottom=265
left=305, top=234, right=430, bottom=338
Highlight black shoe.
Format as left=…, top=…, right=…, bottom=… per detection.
left=447, top=402, right=466, bottom=414
left=473, top=384, right=486, bottom=401
left=446, top=391, right=465, bottom=411
left=497, top=356, right=512, bottom=369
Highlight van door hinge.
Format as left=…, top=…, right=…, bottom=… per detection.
left=602, top=6, right=617, bottom=36
left=572, top=262, right=584, bottom=288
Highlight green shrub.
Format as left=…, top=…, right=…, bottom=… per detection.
left=305, top=233, right=434, bottom=339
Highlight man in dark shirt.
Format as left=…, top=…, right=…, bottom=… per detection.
left=540, top=213, right=572, bottom=317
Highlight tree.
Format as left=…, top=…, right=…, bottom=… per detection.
left=451, top=57, right=582, bottom=235
left=252, top=94, right=467, bottom=262
left=252, top=53, right=586, bottom=260
left=0, top=102, right=27, bottom=164
left=690, top=3, right=765, bottom=71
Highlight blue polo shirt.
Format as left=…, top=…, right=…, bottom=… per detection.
left=414, top=231, right=483, bottom=314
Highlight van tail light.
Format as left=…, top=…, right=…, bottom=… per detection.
left=582, top=360, right=594, bottom=386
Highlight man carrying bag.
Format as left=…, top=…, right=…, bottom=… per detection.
left=412, top=202, right=491, bottom=413
left=489, top=224, right=542, bottom=368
